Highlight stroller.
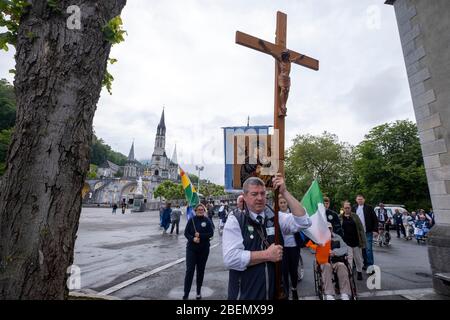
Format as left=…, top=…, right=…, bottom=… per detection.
left=414, top=220, right=430, bottom=244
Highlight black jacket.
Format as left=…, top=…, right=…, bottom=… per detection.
left=393, top=213, right=403, bottom=225
left=352, top=204, right=378, bottom=233
left=184, top=216, right=214, bottom=250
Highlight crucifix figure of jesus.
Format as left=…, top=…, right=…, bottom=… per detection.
left=278, top=50, right=291, bottom=116
left=235, top=11, right=319, bottom=299
left=236, top=12, right=319, bottom=122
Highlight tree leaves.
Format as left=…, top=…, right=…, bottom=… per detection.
left=102, top=69, right=114, bottom=95
left=102, top=16, right=127, bottom=45
left=101, top=16, right=127, bottom=94
left=285, top=131, right=354, bottom=206
left=154, top=180, right=184, bottom=201
left=0, top=127, right=12, bottom=175
left=89, top=134, right=127, bottom=167
left=103, top=59, right=118, bottom=94
left=353, top=120, right=430, bottom=209
left=87, top=164, right=98, bottom=179
left=44, top=0, right=62, bottom=14
left=200, top=181, right=226, bottom=197
left=285, top=121, right=431, bottom=211
left=0, top=0, right=30, bottom=50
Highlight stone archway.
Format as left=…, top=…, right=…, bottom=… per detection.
left=93, top=180, right=107, bottom=191
left=120, top=182, right=149, bottom=205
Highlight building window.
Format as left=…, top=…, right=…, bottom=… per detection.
left=155, top=169, right=159, bottom=176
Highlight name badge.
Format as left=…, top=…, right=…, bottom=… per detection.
left=266, top=227, right=275, bottom=236
left=201, top=222, right=206, bottom=228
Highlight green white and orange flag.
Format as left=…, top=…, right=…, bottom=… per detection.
left=179, top=167, right=199, bottom=219
left=301, top=180, right=331, bottom=245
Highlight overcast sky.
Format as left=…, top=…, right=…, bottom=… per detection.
left=0, top=0, right=414, bottom=184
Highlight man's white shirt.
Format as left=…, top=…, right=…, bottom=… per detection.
left=357, top=205, right=366, bottom=231
left=222, top=209, right=311, bottom=271
left=378, top=209, right=386, bottom=222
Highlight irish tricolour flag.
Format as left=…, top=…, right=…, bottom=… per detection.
left=301, top=180, right=331, bottom=245
left=179, top=167, right=199, bottom=220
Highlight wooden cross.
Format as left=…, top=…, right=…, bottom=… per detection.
left=235, top=11, right=319, bottom=300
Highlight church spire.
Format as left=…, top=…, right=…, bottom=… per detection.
left=157, top=107, right=166, bottom=136
left=171, top=144, right=178, bottom=164
left=152, top=108, right=166, bottom=156
left=128, top=140, right=135, bottom=161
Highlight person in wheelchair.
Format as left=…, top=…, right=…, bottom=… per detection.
left=376, top=204, right=391, bottom=246
left=414, top=213, right=431, bottom=242
left=307, top=223, right=352, bottom=300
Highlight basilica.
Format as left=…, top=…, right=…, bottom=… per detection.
left=84, top=109, right=179, bottom=204
left=122, top=109, right=178, bottom=182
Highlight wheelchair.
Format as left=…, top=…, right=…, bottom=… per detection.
left=414, top=225, right=430, bottom=244
left=313, top=255, right=358, bottom=300
left=375, top=222, right=391, bottom=247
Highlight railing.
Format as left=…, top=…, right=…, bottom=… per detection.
left=82, top=194, right=241, bottom=210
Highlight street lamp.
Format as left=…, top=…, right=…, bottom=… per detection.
left=195, top=165, right=204, bottom=194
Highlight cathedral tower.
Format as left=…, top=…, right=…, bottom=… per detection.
left=124, top=141, right=137, bottom=178
left=153, top=109, right=166, bottom=156
left=150, top=109, right=168, bottom=177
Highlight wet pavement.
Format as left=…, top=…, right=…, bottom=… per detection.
left=73, top=207, right=438, bottom=300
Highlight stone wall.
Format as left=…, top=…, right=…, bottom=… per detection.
left=387, top=0, right=450, bottom=295
left=390, top=0, right=450, bottom=225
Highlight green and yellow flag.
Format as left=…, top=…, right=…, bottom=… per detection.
left=180, top=167, right=200, bottom=214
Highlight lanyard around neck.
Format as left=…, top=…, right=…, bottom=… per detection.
left=244, top=203, right=270, bottom=249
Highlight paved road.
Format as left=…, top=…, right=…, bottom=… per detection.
left=74, top=207, right=434, bottom=300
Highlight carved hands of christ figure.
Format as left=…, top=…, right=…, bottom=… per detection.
left=278, top=51, right=291, bottom=117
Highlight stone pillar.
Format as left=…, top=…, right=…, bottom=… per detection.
left=386, top=0, right=450, bottom=296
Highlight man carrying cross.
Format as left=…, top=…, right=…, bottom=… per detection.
left=222, top=175, right=311, bottom=300
left=226, top=11, right=319, bottom=300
